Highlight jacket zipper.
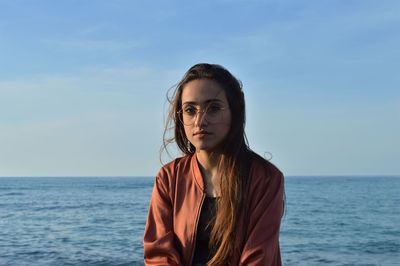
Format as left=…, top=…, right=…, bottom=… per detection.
left=189, top=192, right=206, bottom=265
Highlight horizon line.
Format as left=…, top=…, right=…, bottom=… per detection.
left=0, top=175, right=399, bottom=178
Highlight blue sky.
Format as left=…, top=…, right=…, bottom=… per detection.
left=0, top=0, right=399, bottom=176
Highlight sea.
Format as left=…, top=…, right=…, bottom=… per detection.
left=0, top=176, right=399, bottom=266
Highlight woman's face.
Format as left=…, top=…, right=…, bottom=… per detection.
left=180, top=79, right=232, bottom=153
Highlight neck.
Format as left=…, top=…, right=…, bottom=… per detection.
left=196, top=150, right=219, bottom=171
left=195, top=150, right=221, bottom=197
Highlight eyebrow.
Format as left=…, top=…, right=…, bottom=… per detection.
left=182, top=99, right=225, bottom=105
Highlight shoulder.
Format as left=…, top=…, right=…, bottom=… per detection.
left=248, top=152, right=284, bottom=193
left=156, top=155, right=193, bottom=184
left=153, top=155, right=193, bottom=201
left=158, top=155, right=192, bottom=176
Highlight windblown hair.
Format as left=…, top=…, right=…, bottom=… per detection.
left=162, top=63, right=252, bottom=265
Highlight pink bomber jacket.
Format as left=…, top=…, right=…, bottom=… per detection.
left=143, top=154, right=284, bottom=265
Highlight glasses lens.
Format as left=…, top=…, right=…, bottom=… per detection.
left=178, top=103, right=225, bottom=125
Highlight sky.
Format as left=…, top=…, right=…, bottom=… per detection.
left=0, top=0, right=399, bottom=177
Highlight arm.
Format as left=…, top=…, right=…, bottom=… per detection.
left=143, top=170, right=182, bottom=266
left=240, top=170, right=284, bottom=266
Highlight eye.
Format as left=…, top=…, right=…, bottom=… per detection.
left=206, top=104, right=223, bottom=114
left=183, top=105, right=197, bottom=116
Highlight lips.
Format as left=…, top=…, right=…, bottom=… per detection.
left=193, top=130, right=211, bottom=136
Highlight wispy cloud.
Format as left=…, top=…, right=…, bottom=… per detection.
left=0, top=64, right=178, bottom=129
left=42, top=38, right=143, bottom=51
left=0, top=65, right=174, bottom=176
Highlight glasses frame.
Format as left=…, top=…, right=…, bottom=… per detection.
left=176, top=103, right=228, bottom=126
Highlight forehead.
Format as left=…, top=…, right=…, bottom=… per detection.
left=181, top=79, right=227, bottom=105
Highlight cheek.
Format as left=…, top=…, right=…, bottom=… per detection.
left=224, top=112, right=232, bottom=128
left=222, top=123, right=231, bottom=137
left=219, top=115, right=232, bottom=137
left=183, top=125, right=191, bottom=139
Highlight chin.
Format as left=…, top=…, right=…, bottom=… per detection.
left=194, top=143, right=214, bottom=151
left=195, top=146, right=213, bottom=152
left=194, top=142, right=224, bottom=153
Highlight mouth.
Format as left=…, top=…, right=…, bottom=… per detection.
left=193, top=130, right=212, bottom=136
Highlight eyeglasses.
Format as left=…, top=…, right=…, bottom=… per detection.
left=177, top=102, right=228, bottom=126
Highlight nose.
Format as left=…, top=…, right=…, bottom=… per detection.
left=193, top=110, right=208, bottom=127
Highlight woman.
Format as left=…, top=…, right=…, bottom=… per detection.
left=143, top=63, right=284, bottom=266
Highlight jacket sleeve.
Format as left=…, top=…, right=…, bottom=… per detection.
left=143, top=169, right=182, bottom=266
left=239, top=169, right=284, bottom=266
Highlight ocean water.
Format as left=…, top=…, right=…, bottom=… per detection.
left=0, top=176, right=399, bottom=266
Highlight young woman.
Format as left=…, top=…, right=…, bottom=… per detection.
left=143, top=63, right=284, bottom=266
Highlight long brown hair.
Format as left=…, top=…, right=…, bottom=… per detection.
left=162, top=63, right=251, bottom=265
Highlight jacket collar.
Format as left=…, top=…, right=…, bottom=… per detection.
left=191, top=154, right=205, bottom=191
